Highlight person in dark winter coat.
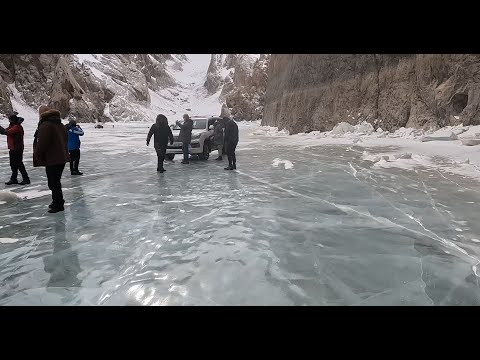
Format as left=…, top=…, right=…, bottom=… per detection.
left=175, top=114, right=193, bottom=164
left=34, top=105, right=70, bottom=213
left=66, top=120, right=84, bottom=175
left=213, top=119, right=224, bottom=161
left=147, top=114, right=174, bottom=173
left=0, top=112, right=30, bottom=185
left=223, top=117, right=239, bottom=170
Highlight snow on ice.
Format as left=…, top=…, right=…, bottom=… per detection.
left=252, top=120, right=480, bottom=182
left=272, top=158, right=294, bottom=170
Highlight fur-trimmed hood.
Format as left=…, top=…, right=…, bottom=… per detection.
left=39, top=105, right=61, bottom=123
left=34, top=105, right=69, bottom=167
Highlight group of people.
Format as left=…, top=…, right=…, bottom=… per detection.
left=146, top=113, right=239, bottom=172
left=1, top=106, right=85, bottom=213
left=2, top=108, right=239, bottom=214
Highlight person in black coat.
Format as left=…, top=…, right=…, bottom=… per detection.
left=147, top=114, right=174, bottom=173
left=223, top=117, right=239, bottom=170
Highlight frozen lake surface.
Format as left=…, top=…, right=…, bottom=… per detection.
left=1, top=122, right=479, bottom=305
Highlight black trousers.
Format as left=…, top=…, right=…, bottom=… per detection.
left=69, top=149, right=80, bottom=173
left=156, top=146, right=166, bottom=170
left=9, top=150, right=29, bottom=181
left=226, top=142, right=238, bottom=167
left=46, top=164, right=65, bottom=207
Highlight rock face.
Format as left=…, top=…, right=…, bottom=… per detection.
left=204, top=54, right=270, bottom=121
left=0, top=54, right=179, bottom=122
left=262, top=54, right=480, bottom=134
left=204, top=54, right=227, bottom=95
left=0, top=75, right=12, bottom=115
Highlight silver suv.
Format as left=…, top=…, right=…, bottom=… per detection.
left=166, top=116, right=223, bottom=160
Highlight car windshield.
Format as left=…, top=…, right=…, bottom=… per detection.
left=173, top=119, right=207, bottom=130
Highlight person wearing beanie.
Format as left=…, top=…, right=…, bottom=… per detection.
left=0, top=112, right=30, bottom=185
left=33, top=105, right=70, bottom=213
left=65, top=119, right=84, bottom=175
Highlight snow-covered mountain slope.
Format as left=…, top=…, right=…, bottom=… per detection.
left=153, top=54, right=225, bottom=118
left=0, top=54, right=241, bottom=124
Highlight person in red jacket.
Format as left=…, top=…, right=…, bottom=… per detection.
left=0, top=112, right=30, bottom=185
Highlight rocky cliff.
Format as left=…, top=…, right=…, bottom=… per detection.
left=262, top=54, right=480, bottom=134
left=0, top=54, right=183, bottom=122
left=204, top=54, right=270, bottom=121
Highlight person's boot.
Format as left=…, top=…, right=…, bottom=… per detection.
left=232, top=163, right=236, bottom=170
left=48, top=200, right=65, bottom=213
left=215, top=156, right=223, bottom=161
left=48, top=202, right=54, bottom=209
left=19, top=178, right=31, bottom=185
left=181, top=160, right=189, bottom=164
left=159, top=168, right=166, bottom=173
left=5, top=179, right=18, bottom=185
left=74, top=162, right=83, bottom=175
left=48, top=206, right=64, bottom=213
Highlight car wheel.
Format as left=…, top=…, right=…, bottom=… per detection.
left=199, top=143, right=209, bottom=160
left=166, top=154, right=175, bottom=161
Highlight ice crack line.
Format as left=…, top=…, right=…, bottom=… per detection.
left=237, top=169, right=480, bottom=269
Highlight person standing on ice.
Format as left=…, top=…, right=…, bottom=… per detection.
left=223, top=117, right=238, bottom=170
left=65, top=120, right=84, bottom=176
left=175, top=114, right=193, bottom=164
left=34, top=105, right=70, bottom=213
left=213, top=119, right=224, bottom=161
left=0, top=112, right=30, bottom=185
left=147, top=114, right=173, bottom=173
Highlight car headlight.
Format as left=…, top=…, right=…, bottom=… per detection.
left=191, top=134, right=201, bottom=140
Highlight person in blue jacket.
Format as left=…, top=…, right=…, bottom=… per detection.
left=65, top=120, right=84, bottom=175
